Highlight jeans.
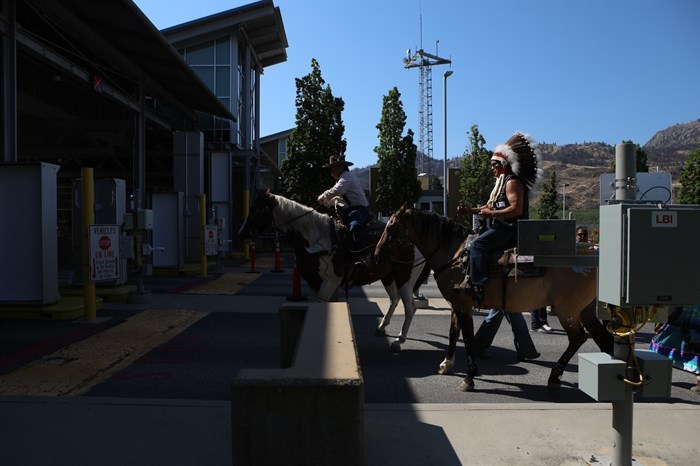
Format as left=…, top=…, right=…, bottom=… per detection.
left=531, top=307, right=549, bottom=329
left=473, top=309, right=540, bottom=359
left=469, top=226, right=516, bottom=286
left=347, top=205, right=370, bottom=252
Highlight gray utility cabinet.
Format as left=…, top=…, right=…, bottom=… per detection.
left=599, top=203, right=700, bottom=306
left=152, top=192, right=184, bottom=268
left=0, top=163, right=60, bottom=305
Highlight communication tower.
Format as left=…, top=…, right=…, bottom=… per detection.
left=403, top=42, right=451, bottom=178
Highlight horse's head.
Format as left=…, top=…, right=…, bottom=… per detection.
left=375, top=203, right=412, bottom=264
left=238, top=189, right=278, bottom=243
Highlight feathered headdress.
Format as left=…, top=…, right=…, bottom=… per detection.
left=492, top=131, right=543, bottom=191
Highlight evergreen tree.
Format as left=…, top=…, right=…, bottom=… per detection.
left=458, top=125, right=492, bottom=226
left=535, top=170, right=560, bottom=219
left=280, top=59, right=346, bottom=206
left=374, top=87, right=422, bottom=216
left=678, top=144, right=700, bottom=204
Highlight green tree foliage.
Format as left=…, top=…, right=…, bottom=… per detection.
left=373, top=87, right=422, bottom=215
left=611, top=140, right=649, bottom=173
left=280, top=59, right=346, bottom=206
left=534, top=170, right=560, bottom=219
left=458, top=125, right=492, bottom=222
left=677, top=144, right=700, bottom=204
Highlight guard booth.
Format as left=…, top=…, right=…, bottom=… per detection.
left=0, top=163, right=61, bottom=305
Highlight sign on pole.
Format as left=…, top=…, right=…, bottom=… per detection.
left=89, top=224, right=121, bottom=282
left=204, top=225, right=218, bottom=256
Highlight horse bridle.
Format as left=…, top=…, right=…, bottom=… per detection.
left=383, top=214, right=459, bottom=277
left=246, top=194, right=318, bottom=238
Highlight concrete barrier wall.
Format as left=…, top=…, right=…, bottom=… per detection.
left=231, top=302, right=364, bottom=466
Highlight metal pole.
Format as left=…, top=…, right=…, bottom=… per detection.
left=561, top=183, right=569, bottom=219
left=443, top=70, right=453, bottom=216
left=615, top=143, right=636, bottom=201
left=611, top=142, right=637, bottom=466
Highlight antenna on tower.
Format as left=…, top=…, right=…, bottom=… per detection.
left=404, top=23, right=451, bottom=182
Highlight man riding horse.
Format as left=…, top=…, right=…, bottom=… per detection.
left=455, top=132, right=542, bottom=305
left=317, top=154, right=371, bottom=270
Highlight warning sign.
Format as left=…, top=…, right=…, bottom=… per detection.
left=204, top=225, right=218, bottom=256
left=89, top=224, right=121, bottom=282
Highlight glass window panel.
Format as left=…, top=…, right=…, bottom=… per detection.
left=193, top=67, right=215, bottom=91
left=216, top=37, right=230, bottom=64
left=186, top=41, right=215, bottom=65
left=197, top=113, right=213, bottom=130
left=216, top=67, right=230, bottom=96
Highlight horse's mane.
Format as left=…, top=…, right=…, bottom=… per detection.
left=271, top=194, right=332, bottom=251
left=408, top=209, right=472, bottom=246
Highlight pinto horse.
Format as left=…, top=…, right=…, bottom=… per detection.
left=374, top=204, right=613, bottom=391
left=238, top=190, right=429, bottom=352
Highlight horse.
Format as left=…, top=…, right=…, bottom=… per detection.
left=238, top=190, right=430, bottom=352
left=374, top=204, right=613, bottom=391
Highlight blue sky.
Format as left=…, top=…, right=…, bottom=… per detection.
left=134, top=0, right=700, bottom=169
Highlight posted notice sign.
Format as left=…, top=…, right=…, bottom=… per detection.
left=205, top=225, right=218, bottom=256
left=89, top=224, right=121, bottom=282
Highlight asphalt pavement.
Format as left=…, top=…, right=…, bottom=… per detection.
left=0, top=253, right=698, bottom=465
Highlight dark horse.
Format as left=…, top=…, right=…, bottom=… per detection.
left=375, top=204, right=613, bottom=391
left=238, top=190, right=430, bottom=352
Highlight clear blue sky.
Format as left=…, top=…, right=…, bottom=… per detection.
left=135, top=0, right=700, bottom=169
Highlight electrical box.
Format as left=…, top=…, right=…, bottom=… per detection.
left=136, top=209, right=154, bottom=230
left=578, top=352, right=626, bottom=401
left=599, top=203, right=700, bottom=306
left=635, top=350, right=672, bottom=398
left=517, top=220, right=575, bottom=256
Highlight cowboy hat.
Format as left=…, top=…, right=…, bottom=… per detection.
left=323, top=154, right=353, bottom=168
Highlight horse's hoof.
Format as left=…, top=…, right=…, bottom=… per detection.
left=547, top=382, right=562, bottom=391
left=375, top=328, right=386, bottom=336
left=389, top=340, right=402, bottom=353
left=458, top=379, right=475, bottom=392
left=438, top=360, right=453, bottom=375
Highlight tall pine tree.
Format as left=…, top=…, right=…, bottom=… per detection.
left=678, top=144, right=700, bottom=204
left=280, top=59, right=346, bottom=206
left=458, top=125, right=492, bottom=227
left=535, top=170, right=560, bottom=219
left=374, top=87, right=422, bottom=216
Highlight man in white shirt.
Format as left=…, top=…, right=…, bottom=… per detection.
left=317, top=155, right=370, bottom=266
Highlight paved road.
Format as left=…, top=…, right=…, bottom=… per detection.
left=80, top=265, right=699, bottom=405
left=2, top=259, right=697, bottom=405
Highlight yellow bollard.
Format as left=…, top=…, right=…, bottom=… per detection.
left=81, top=168, right=96, bottom=321
left=200, top=194, right=207, bottom=276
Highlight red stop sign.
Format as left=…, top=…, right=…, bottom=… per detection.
left=99, top=235, right=111, bottom=250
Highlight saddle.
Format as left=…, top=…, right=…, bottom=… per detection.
left=457, top=234, right=543, bottom=281
left=329, top=209, right=382, bottom=254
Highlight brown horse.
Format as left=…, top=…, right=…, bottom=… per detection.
left=238, top=190, right=430, bottom=352
left=374, top=204, right=613, bottom=391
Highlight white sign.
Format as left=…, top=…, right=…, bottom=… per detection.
left=204, top=225, right=218, bottom=256
left=651, top=210, right=677, bottom=227
left=89, top=224, right=121, bottom=282
left=599, top=172, right=673, bottom=205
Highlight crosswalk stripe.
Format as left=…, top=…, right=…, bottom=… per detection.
left=0, top=309, right=207, bottom=396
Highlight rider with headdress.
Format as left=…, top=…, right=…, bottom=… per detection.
left=317, top=155, right=371, bottom=267
left=456, top=132, right=542, bottom=303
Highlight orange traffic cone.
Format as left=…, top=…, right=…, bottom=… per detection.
left=287, top=266, right=306, bottom=301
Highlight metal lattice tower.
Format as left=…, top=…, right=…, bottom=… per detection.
left=404, top=48, right=451, bottom=176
